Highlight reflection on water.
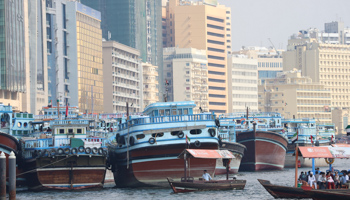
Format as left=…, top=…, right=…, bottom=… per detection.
left=17, top=160, right=349, bottom=200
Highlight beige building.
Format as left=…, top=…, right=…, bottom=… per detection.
left=166, top=0, right=231, bottom=113
left=284, top=39, right=350, bottom=109
left=228, top=55, right=258, bottom=113
left=163, top=47, right=209, bottom=113
left=332, top=108, right=349, bottom=135
left=258, top=70, right=332, bottom=123
left=143, top=63, right=159, bottom=110
left=103, top=41, right=142, bottom=113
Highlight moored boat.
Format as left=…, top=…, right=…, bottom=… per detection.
left=237, top=126, right=288, bottom=171
left=22, top=119, right=108, bottom=190
left=258, top=179, right=310, bottom=199
left=302, top=187, right=350, bottom=200
left=108, top=101, right=220, bottom=188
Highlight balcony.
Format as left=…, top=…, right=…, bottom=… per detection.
left=115, top=53, right=139, bottom=64
left=113, top=62, right=139, bottom=73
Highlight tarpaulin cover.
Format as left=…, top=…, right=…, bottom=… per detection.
left=299, top=147, right=333, bottom=158
left=178, top=149, right=235, bottom=159
left=331, top=144, right=350, bottom=147
left=328, top=147, right=350, bottom=159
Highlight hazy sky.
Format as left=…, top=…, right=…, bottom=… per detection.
left=218, top=0, right=350, bottom=51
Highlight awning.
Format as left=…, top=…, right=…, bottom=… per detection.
left=331, top=144, right=350, bottom=147
left=299, top=147, right=333, bottom=158
left=328, top=147, right=350, bottom=159
left=178, top=149, right=235, bottom=159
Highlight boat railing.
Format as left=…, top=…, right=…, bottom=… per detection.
left=220, top=112, right=282, bottom=118
left=50, top=120, right=90, bottom=126
left=24, top=138, right=53, bottom=148
left=29, top=131, right=53, bottom=138
left=118, top=113, right=215, bottom=131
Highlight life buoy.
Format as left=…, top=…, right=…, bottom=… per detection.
left=298, top=160, right=301, bottom=168
left=129, top=136, right=135, bottom=146
left=325, top=158, right=334, bottom=165
left=103, top=150, right=108, bottom=156
left=194, top=140, right=201, bottom=147
left=215, top=118, right=220, bottom=127
left=57, top=148, right=64, bottom=155
left=178, top=131, right=184, bottom=138
left=98, top=147, right=104, bottom=155
left=149, top=137, right=156, bottom=144
left=64, top=148, right=70, bottom=155
left=92, top=147, right=98, bottom=154
left=208, top=128, right=216, bottom=137
left=78, top=146, right=85, bottom=153
left=85, top=147, right=92, bottom=154
left=71, top=148, right=78, bottom=155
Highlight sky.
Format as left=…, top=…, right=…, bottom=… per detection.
left=218, top=0, right=350, bottom=51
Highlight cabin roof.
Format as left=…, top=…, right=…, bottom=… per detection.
left=143, top=101, right=196, bottom=114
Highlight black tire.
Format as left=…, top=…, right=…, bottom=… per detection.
left=215, top=118, right=220, bottom=127
left=118, top=136, right=125, bottom=144
left=103, top=149, right=108, bottom=156
left=116, top=133, right=120, bottom=142
left=194, top=140, right=201, bottom=147
left=57, top=148, right=64, bottom=155
left=78, top=146, right=85, bottom=153
left=85, top=147, right=91, bottom=154
left=50, top=148, right=56, bottom=154
left=71, top=148, right=78, bottom=155
left=178, top=131, right=184, bottom=138
left=98, top=147, right=104, bottom=155
left=92, top=147, right=98, bottom=154
left=208, top=128, right=216, bottom=137
left=129, top=136, right=135, bottom=146
left=149, top=137, right=156, bottom=144
left=42, top=149, right=48, bottom=157
left=64, top=148, right=70, bottom=155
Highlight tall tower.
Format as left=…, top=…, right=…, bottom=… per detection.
left=167, top=0, right=231, bottom=113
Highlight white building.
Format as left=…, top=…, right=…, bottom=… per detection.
left=228, top=54, right=258, bottom=112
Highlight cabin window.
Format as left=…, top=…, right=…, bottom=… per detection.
left=24, top=122, right=28, bottom=128
left=189, top=108, right=193, bottom=114
left=190, top=129, right=202, bottom=135
left=172, top=109, right=177, bottom=115
left=178, top=109, right=182, bottom=115
left=136, top=134, right=145, bottom=140
left=159, top=110, right=165, bottom=116
left=171, top=131, right=181, bottom=136
left=68, top=129, right=73, bottom=133
left=59, top=129, right=64, bottom=134
left=152, top=133, right=164, bottom=137
left=17, top=122, right=22, bottom=127
left=165, top=109, right=170, bottom=116
left=44, top=112, right=47, bottom=115
left=183, top=109, right=188, bottom=115
left=23, top=131, right=28, bottom=135
left=77, top=129, right=82, bottom=134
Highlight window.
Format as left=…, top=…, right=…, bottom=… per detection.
left=208, top=71, right=225, bottom=75
left=60, top=129, right=64, bottom=134
left=208, top=63, right=225, bottom=68
left=207, top=16, right=224, bottom=23
left=77, top=129, right=82, bottom=134
left=208, top=55, right=225, bottom=60
left=207, top=24, right=224, bottom=30
left=208, top=47, right=225, bottom=53
left=152, top=133, right=164, bottom=137
left=167, top=64, right=171, bottom=67
left=62, top=3, right=66, bottom=29
left=209, top=94, right=226, bottom=98
left=190, top=129, right=202, bottom=135
left=136, top=134, right=145, bottom=140
left=208, top=78, right=225, bottom=83
left=183, top=109, right=188, bottom=115
left=207, top=32, right=224, bottom=38
left=209, top=102, right=226, bottom=106
left=68, top=129, right=73, bottom=133
left=209, top=86, right=225, bottom=90
left=207, top=40, right=225, bottom=45
left=159, top=110, right=164, bottom=116
left=171, top=131, right=181, bottom=136
left=167, top=72, right=171, bottom=77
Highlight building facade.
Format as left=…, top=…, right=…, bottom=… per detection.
left=163, top=47, right=209, bottom=114
left=46, top=1, right=103, bottom=113
left=142, top=62, right=159, bottom=110
left=331, top=108, right=349, bottom=135
left=227, top=55, right=258, bottom=113
left=258, top=70, right=332, bottom=123
left=167, top=0, right=231, bottom=113
left=103, top=41, right=142, bottom=113
left=284, top=40, right=350, bottom=109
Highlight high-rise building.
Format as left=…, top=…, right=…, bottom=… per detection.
left=227, top=55, right=258, bottom=113
left=0, top=0, right=28, bottom=111
left=331, top=108, right=349, bottom=135
left=103, top=41, right=142, bottom=113
left=163, top=47, right=209, bottom=113
left=258, top=70, right=332, bottom=123
left=28, top=0, right=48, bottom=114
left=284, top=39, right=350, bottom=109
left=166, top=0, right=231, bottom=113
left=80, top=0, right=163, bottom=91
left=142, top=62, right=159, bottom=109
left=46, top=1, right=104, bottom=113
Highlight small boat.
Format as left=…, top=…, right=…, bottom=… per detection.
left=258, top=179, right=310, bottom=199
left=167, top=149, right=246, bottom=193
left=302, top=187, right=350, bottom=200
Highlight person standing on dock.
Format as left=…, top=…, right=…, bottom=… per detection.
left=202, top=170, right=213, bottom=181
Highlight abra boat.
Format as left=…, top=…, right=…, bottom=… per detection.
left=258, top=179, right=310, bottom=199
left=167, top=149, right=246, bottom=193
left=302, top=187, right=350, bottom=200
left=108, top=101, right=220, bottom=187
left=22, top=119, right=108, bottom=190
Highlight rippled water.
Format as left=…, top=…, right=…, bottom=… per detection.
left=16, top=159, right=349, bottom=200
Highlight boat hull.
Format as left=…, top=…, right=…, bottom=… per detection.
left=215, top=141, right=245, bottom=175
left=110, top=142, right=218, bottom=188
left=302, top=188, right=350, bottom=200
left=167, top=178, right=246, bottom=193
left=25, top=155, right=107, bottom=191
left=237, top=131, right=288, bottom=171
left=258, top=179, right=310, bottom=199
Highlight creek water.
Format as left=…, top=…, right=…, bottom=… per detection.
left=16, top=159, right=349, bottom=200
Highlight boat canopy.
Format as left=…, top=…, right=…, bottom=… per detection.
left=331, top=144, right=350, bottom=147
left=178, top=149, right=235, bottom=159
left=298, top=146, right=350, bottom=159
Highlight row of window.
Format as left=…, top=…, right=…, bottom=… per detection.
left=233, top=64, right=257, bottom=70
left=207, top=16, right=224, bottom=23
left=232, top=79, right=257, bottom=84
left=208, top=63, right=225, bottom=68
left=207, top=24, right=224, bottom=30
left=209, top=102, right=226, bottom=106
left=233, top=102, right=258, bottom=106
left=208, top=55, right=225, bottom=60
left=209, top=86, right=225, bottom=91
left=233, top=94, right=258, bottom=99
left=207, top=32, right=224, bottom=38
left=209, top=94, right=226, bottom=98
left=208, top=47, right=225, bottom=53
left=208, top=78, right=225, bottom=83
left=232, top=71, right=257, bottom=76
left=208, top=71, right=225, bottom=75
left=208, top=39, right=225, bottom=45
left=232, top=86, right=257, bottom=91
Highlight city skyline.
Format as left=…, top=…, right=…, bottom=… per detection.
left=219, top=0, right=350, bottom=50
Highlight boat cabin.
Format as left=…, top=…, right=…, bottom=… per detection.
left=143, top=101, right=196, bottom=117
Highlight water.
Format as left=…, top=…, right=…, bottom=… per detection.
left=16, top=159, right=349, bottom=200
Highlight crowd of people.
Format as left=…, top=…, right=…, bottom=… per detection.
left=298, top=168, right=350, bottom=189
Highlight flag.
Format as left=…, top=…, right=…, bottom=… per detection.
left=186, top=135, right=191, bottom=148
left=65, top=104, right=68, bottom=118
left=291, top=130, right=298, bottom=144
left=331, top=135, right=335, bottom=143
left=309, top=135, right=314, bottom=144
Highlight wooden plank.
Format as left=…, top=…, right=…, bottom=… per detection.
left=143, top=125, right=207, bottom=135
